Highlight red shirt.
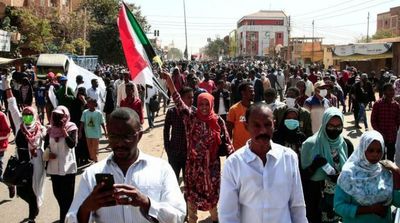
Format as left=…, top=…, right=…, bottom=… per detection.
left=199, top=80, right=216, bottom=93
left=371, top=98, right=400, bottom=143
left=120, top=98, right=144, bottom=124
left=0, top=112, right=10, bottom=151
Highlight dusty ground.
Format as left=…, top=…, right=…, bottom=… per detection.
left=0, top=104, right=369, bottom=223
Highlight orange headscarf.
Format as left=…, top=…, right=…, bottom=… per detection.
left=196, top=93, right=221, bottom=160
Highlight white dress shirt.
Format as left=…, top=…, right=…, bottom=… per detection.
left=218, top=141, right=307, bottom=223
left=87, top=87, right=105, bottom=109
left=66, top=151, right=186, bottom=223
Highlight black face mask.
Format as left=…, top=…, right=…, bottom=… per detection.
left=326, top=128, right=342, bottom=140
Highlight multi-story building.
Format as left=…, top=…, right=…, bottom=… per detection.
left=1, top=0, right=82, bottom=18
left=377, top=6, right=400, bottom=36
left=236, top=10, right=289, bottom=57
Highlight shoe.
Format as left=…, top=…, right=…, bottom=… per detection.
left=8, top=186, right=15, bottom=198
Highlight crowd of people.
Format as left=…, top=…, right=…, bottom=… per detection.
left=0, top=59, right=400, bottom=223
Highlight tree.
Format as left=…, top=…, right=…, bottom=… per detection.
left=372, top=30, right=397, bottom=39
left=81, top=0, right=151, bottom=64
left=205, top=38, right=228, bottom=59
left=167, top=48, right=183, bottom=60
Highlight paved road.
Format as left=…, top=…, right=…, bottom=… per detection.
left=0, top=107, right=370, bottom=223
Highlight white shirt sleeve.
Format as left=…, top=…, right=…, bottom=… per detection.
left=289, top=155, right=308, bottom=223
left=65, top=171, right=93, bottom=223
left=7, top=97, right=22, bottom=132
left=146, top=163, right=186, bottom=223
left=218, top=160, right=240, bottom=223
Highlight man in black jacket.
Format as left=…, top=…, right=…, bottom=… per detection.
left=351, top=73, right=375, bottom=130
left=248, top=69, right=264, bottom=102
left=212, top=80, right=230, bottom=121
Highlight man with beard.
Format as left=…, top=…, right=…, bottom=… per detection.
left=66, top=108, right=186, bottom=223
left=218, top=103, right=307, bottom=223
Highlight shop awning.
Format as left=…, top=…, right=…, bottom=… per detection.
left=36, top=54, right=68, bottom=68
left=333, top=52, right=393, bottom=61
left=0, top=57, right=17, bottom=65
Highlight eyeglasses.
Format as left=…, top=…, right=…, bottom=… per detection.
left=108, top=130, right=141, bottom=143
left=326, top=125, right=343, bottom=131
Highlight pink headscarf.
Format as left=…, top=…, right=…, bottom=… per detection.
left=47, top=106, right=78, bottom=140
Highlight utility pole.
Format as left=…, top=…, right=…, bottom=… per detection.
left=367, top=12, right=370, bottom=43
left=183, top=0, right=188, bottom=60
left=287, top=16, right=291, bottom=62
left=83, top=7, right=87, bottom=56
left=312, top=20, right=315, bottom=63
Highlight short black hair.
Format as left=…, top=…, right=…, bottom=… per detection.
left=125, top=82, right=135, bottom=89
left=264, top=88, right=277, bottom=97
left=179, top=86, right=193, bottom=96
left=238, top=82, right=252, bottom=94
left=245, top=102, right=270, bottom=123
left=287, top=87, right=300, bottom=97
left=383, top=83, right=394, bottom=92
left=217, top=79, right=224, bottom=85
left=109, top=107, right=141, bottom=128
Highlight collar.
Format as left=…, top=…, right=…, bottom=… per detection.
left=106, top=149, right=147, bottom=167
left=243, top=140, right=282, bottom=163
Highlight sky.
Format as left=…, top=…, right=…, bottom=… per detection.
left=127, top=0, right=399, bottom=54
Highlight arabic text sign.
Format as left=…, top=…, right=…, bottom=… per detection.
left=334, top=43, right=392, bottom=56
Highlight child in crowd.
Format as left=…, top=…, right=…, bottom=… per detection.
left=79, top=98, right=107, bottom=162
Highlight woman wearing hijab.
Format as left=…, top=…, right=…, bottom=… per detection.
left=301, top=107, right=354, bottom=223
left=45, top=105, right=78, bottom=223
left=163, top=71, right=234, bottom=223
left=272, top=107, right=307, bottom=156
left=334, top=131, right=400, bottom=223
left=4, top=77, right=46, bottom=223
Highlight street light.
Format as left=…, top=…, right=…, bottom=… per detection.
left=183, top=0, right=188, bottom=60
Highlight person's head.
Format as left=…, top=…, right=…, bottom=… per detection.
left=383, top=83, right=395, bottom=100
left=216, top=79, right=225, bottom=90
left=172, top=68, right=180, bottom=76
left=51, top=106, right=70, bottom=128
left=91, top=79, right=98, bottom=88
left=314, top=81, right=328, bottom=98
left=38, top=80, right=44, bottom=87
left=59, top=76, right=67, bottom=86
left=197, top=93, right=214, bottom=116
left=249, top=69, right=256, bottom=79
left=87, top=98, right=97, bottom=110
left=286, top=87, right=300, bottom=108
left=296, top=80, right=306, bottom=94
left=245, top=103, right=274, bottom=148
left=360, top=73, right=368, bottom=83
left=283, top=108, right=300, bottom=130
left=107, top=108, right=143, bottom=164
left=356, top=130, right=385, bottom=165
left=47, top=72, right=55, bottom=81
left=125, top=82, right=135, bottom=98
left=76, top=75, right=83, bottom=85
left=204, top=72, right=210, bottom=81
left=104, top=77, right=111, bottom=87
left=21, top=107, right=37, bottom=126
left=77, top=87, right=86, bottom=96
left=123, top=71, right=130, bottom=83
left=180, top=87, right=194, bottom=107
left=264, top=88, right=277, bottom=104
left=321, top=107, right=344, bottom=140
left=239, top=82, right=254, bottom=102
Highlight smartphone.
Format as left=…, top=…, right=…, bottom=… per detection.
left=95, top=173, right=115, bottom=191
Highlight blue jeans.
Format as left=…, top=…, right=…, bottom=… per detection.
left=356, top=103, right=368, bottom=128
left=0, top=151, right=4, bottom=181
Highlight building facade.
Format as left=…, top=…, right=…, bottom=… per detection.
left=377, top=6, right=400, bottom=36
left=237, top=10, right=289, bottom=57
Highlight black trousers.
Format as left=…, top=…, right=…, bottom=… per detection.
left=50, top=174, right=76, bottom=223
left=168, top=156, right=186, bottom=182
left=386, top=142, right=396, bottom=161
left=303, top=180, right=323, bottom=223
left=17, top=180, right=38, bottom=220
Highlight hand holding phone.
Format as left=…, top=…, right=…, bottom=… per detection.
left=95, top=173, right=115, bottom=192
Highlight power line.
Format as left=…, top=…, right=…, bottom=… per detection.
left=297, top=0, right=378, bottom=19
left=312, top=0, right=396, bottom=21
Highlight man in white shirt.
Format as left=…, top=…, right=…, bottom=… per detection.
left=264, top=88, right=285, bottom=112
left=116, top=71, right=139, bottom=107
left=66, top=108, right=186, bottom=223
left=218, top=103, right=307, bottom=223
left=86, top=79, right=105, bottom=110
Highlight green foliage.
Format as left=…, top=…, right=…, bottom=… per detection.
left=81, top=0, right=150, bottom=64
left=372, top=30, right=397, bottom=39
left=205, top=38, right=228, bottom=59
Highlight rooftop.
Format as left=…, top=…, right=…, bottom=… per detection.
left=238, top=10, right=287, bottom=23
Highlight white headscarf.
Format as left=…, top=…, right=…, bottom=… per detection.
left=337, top=130, right=392, bottom=206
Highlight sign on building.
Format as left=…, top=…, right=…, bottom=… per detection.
left=0, top=30, right=11, bottom=52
